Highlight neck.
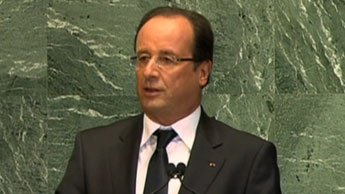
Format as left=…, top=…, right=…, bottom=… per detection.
left=146, top=105, right=200, bottom=126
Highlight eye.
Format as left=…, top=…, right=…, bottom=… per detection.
left=158, top=55, right=176, bottom=66
left=137, top=54, right=151, bottom=64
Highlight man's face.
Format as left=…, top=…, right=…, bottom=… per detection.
left=135, top=16, right=211, bottom=125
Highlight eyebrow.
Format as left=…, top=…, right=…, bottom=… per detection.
left=159, top=50, right=176, bottom=56
left=136, top=50, right=149, bottom=55
left=136, top=49, right=177, bottom=56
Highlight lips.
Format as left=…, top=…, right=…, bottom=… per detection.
left=143, top=87, right=162, bottom=96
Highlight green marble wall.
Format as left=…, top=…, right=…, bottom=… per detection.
left=0, top=0, right=344, bottom=193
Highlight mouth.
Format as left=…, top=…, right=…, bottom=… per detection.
left=143, top=87, right=162, bottom=96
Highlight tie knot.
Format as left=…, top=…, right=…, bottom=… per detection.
left=154, top=129, right=177, bottom=149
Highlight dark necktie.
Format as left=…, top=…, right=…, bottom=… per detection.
left=144, top=129, right=177, bottom=194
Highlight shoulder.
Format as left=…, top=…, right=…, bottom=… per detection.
left=76, top=114, right=143, bottom=142
left=215, top=118, right=266, bottom=143
left=205, top=117, right=278, bottom=172
left=203, top=115, right=275, bottom=154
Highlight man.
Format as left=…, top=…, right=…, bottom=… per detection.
left=56, top=6, right=281, bottom=194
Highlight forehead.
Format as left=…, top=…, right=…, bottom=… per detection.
left=138, top=15, right=194, bottom=38
left=136, top=16, right=194, bottom=54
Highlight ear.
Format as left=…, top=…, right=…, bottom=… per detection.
left=198, top=60, right=213, bottom=88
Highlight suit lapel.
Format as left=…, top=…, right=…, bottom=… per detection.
left=180, top=111, right=225, bottom=194
left=108, top=115, right=143, bottom=194
left=105, top=112, right=224, bottom=194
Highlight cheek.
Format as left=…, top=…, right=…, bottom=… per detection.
left=135, top=71, right=143, bottom=83
left=166, top=70, right=197, bottom=92
left=164, top=70, right=185, bottom=85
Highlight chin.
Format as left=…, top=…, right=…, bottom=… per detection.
left=142, top=104, right=163, bottom=112
left=142, top=102, right=168, bottom=115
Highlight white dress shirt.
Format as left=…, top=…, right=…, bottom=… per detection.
left=136, top=106, right=201, bottom=194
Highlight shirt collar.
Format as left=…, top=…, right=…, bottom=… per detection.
left=141, top=106, right=201, bottom=150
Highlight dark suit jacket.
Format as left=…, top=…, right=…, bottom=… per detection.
left=56, top=111, right=281, bottom=194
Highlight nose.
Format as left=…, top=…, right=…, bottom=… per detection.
left=141, top=58, right=160, bottom=78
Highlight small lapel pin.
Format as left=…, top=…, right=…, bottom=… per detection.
left=209, top=162, right=216, bottom=167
